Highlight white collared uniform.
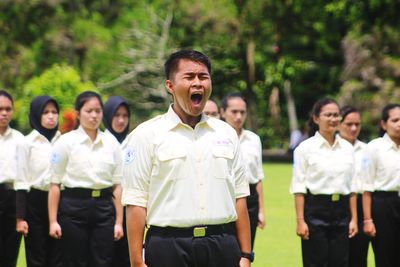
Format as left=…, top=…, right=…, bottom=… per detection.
left=50, top=126, right=122, bottom=189
left=239, top=129, right=264, bottom=185
left=15, top=130, right=61, bottom=191
left=122, top=106, right=249, bottom=227
left=363, top=133, right=400, bottom=192
left=351, top=140, right=367, bottom=194
left=0, top=127, right=24, bottom=186
left=290, top=131, right=355, bottom=195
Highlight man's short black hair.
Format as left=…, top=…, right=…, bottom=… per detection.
left=164, top=50, right=211, bottom=80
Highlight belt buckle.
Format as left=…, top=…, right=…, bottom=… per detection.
left=331, top=194, right=340, bottom=202
left=92, top=190, right=101, bottom=198
left=193, top=227, right=207, bottom=237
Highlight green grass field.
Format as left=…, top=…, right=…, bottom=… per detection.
left=17, top=163, right=375, bottom=266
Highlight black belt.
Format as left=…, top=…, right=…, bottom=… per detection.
left=306, top=190, right=349, bottom=202
left=374, top=191, right=399, bottom=198
left=62, top=187, right=113, bottom=199
left=149, top=223, right=235, bottom=238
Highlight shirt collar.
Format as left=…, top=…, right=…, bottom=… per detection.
left=165, top=105, right=212, bottom=131
left=31, top=129, right=61, bottom=143
left=353, top=139, right=365, bottom=151
left=76, top=126, right=103, bottom=145
left=0, top=126, right=12, bottom=137
left=315, top=131, right=341, bottom=148
left=383, top=133, right=400, bottom=150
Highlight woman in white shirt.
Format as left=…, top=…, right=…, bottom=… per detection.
left=15, top=95, right=62, bottom=267
left=290, top=98, right=357, bottom=267
left=0, top=90, right=24, bottom=267
left=103, top=96, right=130, bottom=267
left=363, top=103, right=400, bottom=267
left=48, top=91, right=124, bottom=267
left=338, top=106, right=369, bottom=267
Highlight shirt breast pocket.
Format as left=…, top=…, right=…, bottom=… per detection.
left=156, top=149, right=188, bottom=180
left=211, top=147, right=234, bottom=179
left=96, top=155, right=115, bottom=178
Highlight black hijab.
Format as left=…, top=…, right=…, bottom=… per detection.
left=29, top=95, right=60, bottom=142
left=103, top=96, right=130, bottom=143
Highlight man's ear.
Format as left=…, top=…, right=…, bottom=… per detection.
left=165, top=79, right=174, bottom=95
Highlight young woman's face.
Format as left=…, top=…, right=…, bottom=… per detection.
left=381, top=107, right=400, bottom=141
left=313, top=103, right=340, bottom=135
left=41, top=102, right=59, bottom=129
left=111, top=105, right=129, bottom=134
left=78, top=97, right=103, bottom=131
left=339, top=112, right=361, bottom=144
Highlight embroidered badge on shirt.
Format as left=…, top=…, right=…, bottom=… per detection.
left=50, top=151, right=61, bottom=164
left=124, top=147, right=135, bottom=165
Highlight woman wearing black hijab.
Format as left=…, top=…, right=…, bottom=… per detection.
left=103, top=96, right=130, bottom=267
left=15, top=95, right=62, bottom=267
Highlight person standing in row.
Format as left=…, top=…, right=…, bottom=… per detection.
left=103, top=96, right=131, bottom=267
left=122, top=50, right=252, bottom=267
left=338, top=106, right=370, bottom=267
left=48, top=91, right=124, bottom=267
left=15, top=96, right=63, bottom=267
left=363, top=103, right=400, bottom=267
left=221, top=92, right=265, bottom=252
left=203, top=99, right=220, bottom=119
left=290, top=98, right=358, bottom=267
left=0, top=90, right=23, bottom=267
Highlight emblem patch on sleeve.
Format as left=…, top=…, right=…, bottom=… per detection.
left=50, top=151, right=61, bottom=164
left=124, top=147, right=135, bottom=165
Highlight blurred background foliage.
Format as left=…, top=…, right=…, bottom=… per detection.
left=1, top=0, right=400, bottom=146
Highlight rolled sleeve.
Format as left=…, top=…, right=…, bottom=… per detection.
left=290, top=147, right=307, bottom=194
left=50, top=139, right=68, bottom=184
left=121, top=187, right=148, bottom=207
left=15, top=141, right=29, bottom=191
left=363, top=148, right=375, bottom=192
left=233, top=142, right=250, bottom=198
left=112, top=145, right=123, bottom=184
left=121, top=130, right=152, bottom=207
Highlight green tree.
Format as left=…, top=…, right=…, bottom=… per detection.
left=15, top=64, right=96, bottom=133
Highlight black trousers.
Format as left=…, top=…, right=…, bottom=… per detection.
left=247, top=183, right=259, bottom=250
left=24, top=189, right=63, bottom=267
left=144, top=224, right=241, bottom=267
left=0, top=184, right=21, bottom=267
left=59, top=189, right=115, bottom=267
left=302, top=193, right=350, bottom=267
left=371, top=191, right=400, bottom=267
left=349, top=194, right=370, bottom=267
left=111, top=207, right=130, bottom=267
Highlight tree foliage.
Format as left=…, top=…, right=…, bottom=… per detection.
left=2, top=0, right=400, bottom=146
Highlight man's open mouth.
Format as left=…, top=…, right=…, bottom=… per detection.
left=191, top=92, right=203, bottom=105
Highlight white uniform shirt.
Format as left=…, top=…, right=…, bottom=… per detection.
left=0, top=127, right=24, bottom=186
left=50, top=126, right=122, bottom=189
left=290, top=131, right=355, bottom=195
left=239, top=129, right=264, bottom=185
left=351, top=140, right=367, bottom=194
left=15, top=130, right=61, bottom=191
left=122, top=106, right=249, bottom=227
left=363, top=134, right=400, bottom=192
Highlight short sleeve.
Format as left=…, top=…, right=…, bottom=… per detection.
left=233, top=140, right=250, bottom=198
left=121, top=130, right=153, bottom=207
left=50, top=137, right=69, bottom=184
left=290, top=145, right=307, bottom=194
left=15, top=139, right=30, bottom=191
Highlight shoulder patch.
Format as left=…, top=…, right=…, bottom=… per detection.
left=50, top=151, right=61, bottom=164
left=124, top=146, right=135, bottom=165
